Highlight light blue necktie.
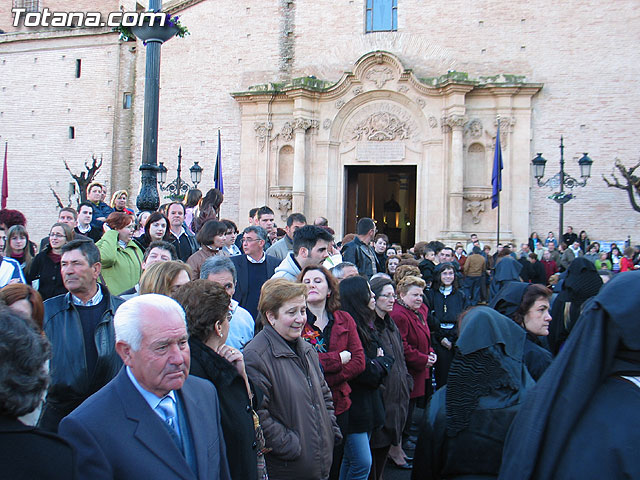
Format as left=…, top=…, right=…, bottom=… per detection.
left=157, top=395, right=180, bottom=438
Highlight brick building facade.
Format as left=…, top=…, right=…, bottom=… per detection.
left=1, top=0, right=639, bottom=246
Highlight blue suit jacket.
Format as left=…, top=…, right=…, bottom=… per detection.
left=58, top=368, right=231, bottom=480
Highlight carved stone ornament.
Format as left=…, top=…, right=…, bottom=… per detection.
left=365, top=66, right=394, bottom=89
left=293, top=118, right=319, bottom=132
left=269, top=188, right=293, bottom=222
left=463, top=193, right=491, bottom=224
left=254, top=122, right=273, bottom=151
left=415, top=98, right=426, bottom=108
left=428, top=116, right=438, bottom=128
left=353, top=87, right=363, bottom=96
left=495, top=116, right=516, bottom=133
left=336, top=99, right=345, bottom=109
left=280, top=122, right=293, bottom=142
left=397, top=85, right=409, bottom=93
left=465, top=200, right=486, bottom=224
left=466, top=119, right=483, bottom=138
left=323, top=119, right=332, bottom=130
left=352, top=112, right=411, bottom=141
left=445, top=114, right=467, bottom=129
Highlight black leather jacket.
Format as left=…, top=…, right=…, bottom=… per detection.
left=39, top=286, right=124, bottom=432
left=342, top=236, right=377, bottom=279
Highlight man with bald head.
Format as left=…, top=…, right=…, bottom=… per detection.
left=59, top=294, right=231, bottom=480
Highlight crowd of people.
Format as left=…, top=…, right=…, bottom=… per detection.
left=0, top=183, right=638, bottom=480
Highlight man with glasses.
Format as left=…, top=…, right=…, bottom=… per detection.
left=230, top=226, right=280, bottom=321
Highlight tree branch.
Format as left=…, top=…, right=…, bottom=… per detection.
left=603, top=159, right=640, bottom=213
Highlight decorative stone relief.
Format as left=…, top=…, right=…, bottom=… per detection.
left=428, top=116, right=438, bottom=128
left=463, top=193, right=491, bottom=224
left=336, top=99, right=345, bottom=109
left=445, top=114, right=467, bottom=129
left=465, top=119, right=483, bottom=138
left=397, top=85, right=409, bottom=93
left=292, top=118, right=319, bottom=132
left=365, top=66, right=394, bottom=88
left=269, top=187, right=293, bottom=222
left=344, top=102, right=418, bottom=144
left=323, top=119, right=332, bottom=130
left=495, top=116, right=516, bottom=133
left=352, top=112, right=411, bottom=141
left=415, top=98, right=426, bottom=108
left=280, top=122, right=293, bottom=142
left=254, top=122, right=273, bottom=151
left=353, top=87, right=363, bottom=96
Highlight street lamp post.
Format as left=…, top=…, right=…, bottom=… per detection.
left=157, top=147, right=203, bottom=200
left=135, top=0, right=179, bottom=212
left=532, top=137, right=593, bottom=239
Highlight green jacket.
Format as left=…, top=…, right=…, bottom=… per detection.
left=96, top=230, right=143, bottom=295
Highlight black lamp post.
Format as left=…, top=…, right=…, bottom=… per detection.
left=532, top=137, right=593, bottom=239
left=135, top=0, right=180, bottom=212
left=157, top=147, right=203, bottom=200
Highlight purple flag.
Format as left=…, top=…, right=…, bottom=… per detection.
left=214, top=130, right=223, bottom=194
left=491, top=123, right=503, bottom=209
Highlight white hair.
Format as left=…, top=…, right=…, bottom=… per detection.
left=114, top=294, right=186, bottom=351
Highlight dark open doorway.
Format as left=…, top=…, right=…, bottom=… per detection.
left=344, top=165, right=416, bottom=250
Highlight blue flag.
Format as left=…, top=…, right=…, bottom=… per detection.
left=214, top=129, right=224, bottom=194
left=491, top=122, right=503, bottom=209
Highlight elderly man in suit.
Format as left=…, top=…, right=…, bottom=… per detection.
left=58, top=294, right=231, bottom=480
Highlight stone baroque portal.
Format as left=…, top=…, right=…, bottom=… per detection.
left=232, top=51, right=542, bottom=246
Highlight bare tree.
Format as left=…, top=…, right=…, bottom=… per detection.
left=50, top=155, right=103, bottom=207
left=603, top=159, right=640, bottom=212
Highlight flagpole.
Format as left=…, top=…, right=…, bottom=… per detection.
left=492, top=115, right=502, bottom=250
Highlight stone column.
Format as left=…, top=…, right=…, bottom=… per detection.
left=291, top=118, right=315, bottom=213
left=446, top=115, right=466, bottom=237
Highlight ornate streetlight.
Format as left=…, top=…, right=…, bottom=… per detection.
left=532, top=137, right=593, bottom=239
left=134, top=0, right=180, bottom=211
left=157, top=147, right=203, bottom=200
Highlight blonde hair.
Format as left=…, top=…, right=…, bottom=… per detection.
left=397, top=275, right=426, bottom=296
left=139, top=261, right=192, bottom=296
left=258, top=278, right=307, bottom=326
left=110, top=190, right=128, bottom=209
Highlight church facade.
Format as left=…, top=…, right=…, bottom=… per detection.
left=1, top=0, right=638, bottom=244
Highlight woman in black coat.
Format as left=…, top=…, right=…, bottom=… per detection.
left=173, top=279, right=262, bottom=480
left=0, top=307, right=77, bottom=479
left=26, top=223, right=73, bottom=300
left=425, top=262, right=469, bottom=388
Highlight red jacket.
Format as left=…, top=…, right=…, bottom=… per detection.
left=390, top=302, right=434, bottom=398
left=305, top=310, right=366, bottom=415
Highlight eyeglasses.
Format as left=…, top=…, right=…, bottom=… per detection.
left=378, top=293, right=397, bottom=299
left=242, top=237, right=261, bottom=243
left=49, top=233, right=66, bottom=238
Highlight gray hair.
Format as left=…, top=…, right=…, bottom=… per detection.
left=331, top=261, right=357, bottom=279
left=114, top=294, right=186, bottom=351
left=0, top=308, right=51, bottom=417
left=243, top=225, right=267, bottom=242
left=200, top=255, right=237, bottom=283
left=61, top=239, right=101, bottom=266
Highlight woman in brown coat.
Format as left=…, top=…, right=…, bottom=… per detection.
left=244, top=278, right=342, bottom=480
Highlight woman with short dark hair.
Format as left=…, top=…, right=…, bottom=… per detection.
left=187, top=220, right=228, bottom=279
left=0, top=307, right=76, bottom=479
left=173, top=279, right=262, bottom=480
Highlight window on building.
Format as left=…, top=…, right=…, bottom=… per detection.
left=75, top=59, right=81, bottom=78
left=123, top=93, right=132, bottom=109
left=13, top=0, right=40, bottom=13
left=69, top=126, right=75, bottom=139
left=366, top=0, right=397, bottom=33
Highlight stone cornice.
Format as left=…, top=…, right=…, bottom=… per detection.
left=164, top=0, right=209, bottom=15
